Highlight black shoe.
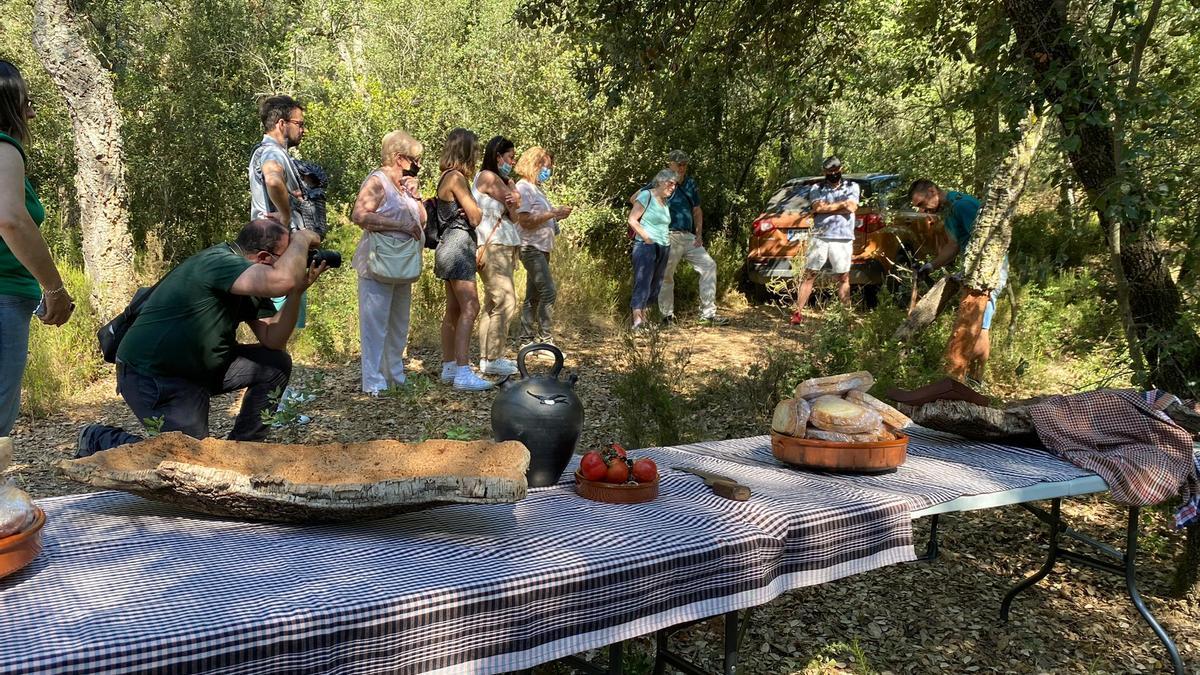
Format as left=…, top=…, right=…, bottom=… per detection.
left=699, top=315, right=729, bottom=326
left=660, top=315, right=675, bottom=328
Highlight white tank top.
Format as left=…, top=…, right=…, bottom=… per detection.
left=472, top=172, right=521, bottom=247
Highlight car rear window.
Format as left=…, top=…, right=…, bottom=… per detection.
left=763, top=181, right=814, bottom=214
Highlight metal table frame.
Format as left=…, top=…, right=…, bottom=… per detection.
left=537, top=476, right=1187, bottom=675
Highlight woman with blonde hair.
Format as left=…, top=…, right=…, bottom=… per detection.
left=514, top=146, right=571, bottom=345
left=350, top=130, right=426, bottom=395
left=472, top=135, right=522, bottom=376
left=433, top=128, right=491, bottom=391
left=0, top=60, right=74, bottom=443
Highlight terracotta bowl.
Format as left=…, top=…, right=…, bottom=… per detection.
left=0, top=506, right=45, bottom=580
left=574, top=470, right=659, bottom=504
left=771, top=431, right=909, bottom=473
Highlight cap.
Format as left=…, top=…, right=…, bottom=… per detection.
left=822, top=156, right=843, bottom=171
left=667, top=149, right=691, bottom=164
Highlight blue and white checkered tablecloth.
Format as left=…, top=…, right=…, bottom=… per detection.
left=0, top=432, right=1094, bottom=674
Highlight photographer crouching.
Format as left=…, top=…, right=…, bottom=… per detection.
left=76, top=219, right=335, bottom=456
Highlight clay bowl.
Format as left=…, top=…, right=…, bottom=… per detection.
left=771, top=431, right=909, bottom=473
left=574, top=470, right=659, bottom=504
left=0, top=506, right=45, bottom=580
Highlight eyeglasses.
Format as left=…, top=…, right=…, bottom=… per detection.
left=257, top=249, right=283, bottom=263
left=286, top=118, right=306, bottom=129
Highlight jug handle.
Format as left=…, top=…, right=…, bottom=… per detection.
left=516, top=342, right=565, bottom=379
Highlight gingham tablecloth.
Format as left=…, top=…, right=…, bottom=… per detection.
left=0, top=431, right=1094, bottom=675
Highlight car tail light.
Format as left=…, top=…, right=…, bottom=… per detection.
left=752, top=218, right=776, bottom=236
left=857, top=213, right=884, bottom=233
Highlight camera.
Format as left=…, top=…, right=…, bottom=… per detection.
left=307, top=249, right=342, bottom=269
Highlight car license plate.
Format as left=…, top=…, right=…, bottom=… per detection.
left=786, top=230, right=808, bottom=244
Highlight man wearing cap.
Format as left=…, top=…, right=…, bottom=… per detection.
left=792, top=156, right=859, bottom=324
left=633, top=150, right=725, bottom=326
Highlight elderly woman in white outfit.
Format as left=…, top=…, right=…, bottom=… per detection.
left=350, top=130, right=426, bottom=395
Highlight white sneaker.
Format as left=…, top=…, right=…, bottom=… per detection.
left=480, top=358, right=519, bottom=376
left=453, top=366, right=494, bottom=391
left=440, top=361, right=456, bottom=383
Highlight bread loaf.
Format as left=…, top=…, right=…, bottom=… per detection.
left=771, top=398, right=811, bottom=437
left=805, top=428, right=857, bottom=443
left=794, top=371, right=875, bottom=399
left=845, top=390, right=912, bottom=430
left=808, top=395, right=884, bottom=434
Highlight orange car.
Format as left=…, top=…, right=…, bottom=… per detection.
left=744, top=173, right=948, bottom=289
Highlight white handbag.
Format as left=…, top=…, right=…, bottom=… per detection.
left=366, top=232, right=422, bottom=283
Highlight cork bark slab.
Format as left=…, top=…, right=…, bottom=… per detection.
left=56, top=432, right=530, bottom=522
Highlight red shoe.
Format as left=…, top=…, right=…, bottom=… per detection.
left=789, top=311, right=804, bottom=325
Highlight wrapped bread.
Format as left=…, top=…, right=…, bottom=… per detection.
left=0, top=479, right=36, bottom=538
left=845, top=390, right=912, bottom=430
left=805, top=428, right=857, bottom=443
left=794, top=371, right=875, bottom=400
left=809, top=395, right=884, bottom=434
left=771, top=398, right=811, bottom=437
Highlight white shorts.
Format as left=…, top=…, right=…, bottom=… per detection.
left=803, top=238, right=853, bottom=275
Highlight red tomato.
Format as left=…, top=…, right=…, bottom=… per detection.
left=632, top=458, right=658, bottom=483
left=580, top=452, right=607, bottom=481
left=605, top=459, right=630, bottom=484
left=610, top=443, right=628, bottom=458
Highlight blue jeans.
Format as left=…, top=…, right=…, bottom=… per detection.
left=0, top=294, right=38, bottom=436
left=981, top=258, right=1010, bottom=331
left=630, top=240, right=670, bottom=311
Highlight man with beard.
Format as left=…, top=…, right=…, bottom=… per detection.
left=791, top=156, right=859, bottom=324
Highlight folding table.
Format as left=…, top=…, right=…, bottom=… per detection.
left=0, top=430, right=1184, bottom=674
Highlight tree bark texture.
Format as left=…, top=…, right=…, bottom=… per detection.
left=960, top=112, right=1047, bottom=292
left=32, top=0, right=135, bottom=316
left=56, top=433, right=531, bottom=522
left=1003, top=0, right=1200, bottom=398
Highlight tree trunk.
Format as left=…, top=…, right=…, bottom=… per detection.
left=971, top=7, right=1005, bottom=196
left=1003, top=0, right=1200, bottom=399
left=959, top=112, right=1046, bottom=291
left=32, top=0, right=135, bottom=316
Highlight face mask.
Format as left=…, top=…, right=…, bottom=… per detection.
left=403, top=160, right=420, bottom=177
left=499, top=162, right=512, bottom=178
left=825, top=172, right=842, bottom=183
left=538, top=167, right=552, bottom=183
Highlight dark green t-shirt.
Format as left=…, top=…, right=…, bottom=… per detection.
left=0, top=131, right=46, bottom=300
left=117, top=244, right=277, bottom=385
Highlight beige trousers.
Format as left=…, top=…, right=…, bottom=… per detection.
left=477, top=244, right=520, bottom=360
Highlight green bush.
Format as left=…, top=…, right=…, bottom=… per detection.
left=612, top=329, right=689, bottom=449
left=21, top=266, right=105, bottom=417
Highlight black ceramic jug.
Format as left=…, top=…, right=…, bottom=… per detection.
left=490, top=343, right=583, bottom=487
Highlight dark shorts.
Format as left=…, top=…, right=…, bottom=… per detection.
left=434, top=227, right=477, bottom=281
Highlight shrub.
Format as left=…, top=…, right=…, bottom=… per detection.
left=612, top=329, right=689, bottom=449
left=21, top=266, right=105, bottom=417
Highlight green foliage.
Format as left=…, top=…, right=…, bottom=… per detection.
left=142, top=416, right=165, bottom=437
left=612, top=329, right=689, bottom=449
left=20, top=266, right=104, bottom=417
left=444, top=424, right=485, bottom=441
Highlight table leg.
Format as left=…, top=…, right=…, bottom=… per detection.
left=1000, top=498, right=1062, bottom=621
left=1121, top=507, right=1184, bottom=675
left=999, top=500, right=1184, bottom=675
left=555, top=641, right=623, bottom=675
left=652, top=610, right=743, bottom=675
left=916, top=514, right=940, bottom=562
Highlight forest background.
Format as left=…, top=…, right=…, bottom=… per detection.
left=3, top=0, right=1200, bottom=660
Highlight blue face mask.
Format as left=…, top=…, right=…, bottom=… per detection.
left=538, top=167, right=552, bottom=183
left=499, top=162, right=512, bottom=178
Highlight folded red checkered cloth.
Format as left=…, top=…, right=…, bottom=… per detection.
left=1028, top=389, right=1200, bottom=525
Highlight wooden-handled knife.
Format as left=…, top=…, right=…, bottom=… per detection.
left=672, top=467, right=752, bottom=501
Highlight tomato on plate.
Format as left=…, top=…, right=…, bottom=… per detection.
left=632, top=458, right=658, bottom=483
left=605, top=459, right=630, bottom=483
left=580, top=452, right=608, bottom=481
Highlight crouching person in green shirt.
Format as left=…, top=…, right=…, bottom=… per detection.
left=77, top=219, right=328, bottom=455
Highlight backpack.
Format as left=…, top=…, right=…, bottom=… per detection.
left=250, top=142, right=329, bottom=237
left=422, top=170, right=457, bottom=250
left=96, top=267, right=178, bottom=364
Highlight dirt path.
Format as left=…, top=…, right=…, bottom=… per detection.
left=4, top=306, right=1198, bottom=673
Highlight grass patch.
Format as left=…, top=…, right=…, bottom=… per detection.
left=612, top=328, right=690, bottom=449
left=21, top=265, right=105, bottom=417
